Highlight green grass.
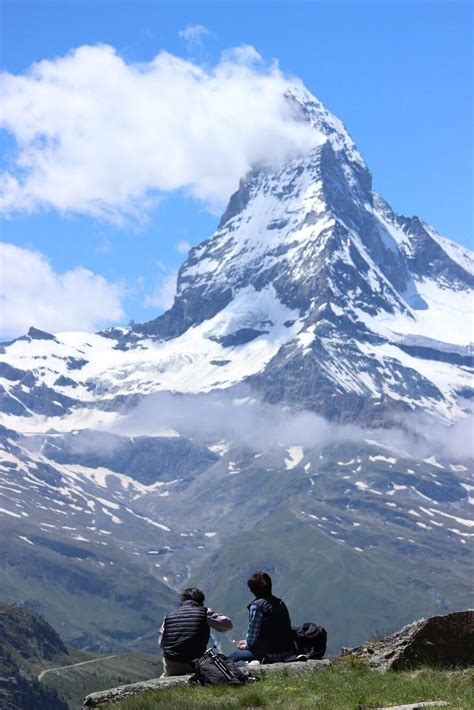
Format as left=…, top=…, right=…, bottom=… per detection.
left=108, top=665, right=474, bottom=710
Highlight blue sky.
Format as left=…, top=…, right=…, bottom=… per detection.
left=0, top=0, right=472, bottom=336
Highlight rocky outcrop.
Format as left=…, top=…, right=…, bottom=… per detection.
left=0, top=674, right=69, bottom=710
left=344, top=610, right=474, bottom=671
left=0, top=605, right=70, bottom=710
left=0, top=604, right=69, bottom=666
left=83, top=659, right=330, bottom=707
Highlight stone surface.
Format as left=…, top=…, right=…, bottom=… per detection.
left=345, top=610, right=474, bottom=671
left=83, top=659, right=331, bottom=707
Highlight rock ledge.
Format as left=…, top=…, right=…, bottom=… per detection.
left=83, top=659, right=330, bottom=707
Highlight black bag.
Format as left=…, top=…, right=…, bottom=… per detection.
left=190, top=649, right=256, bottom=686
left=293, top=623, right=327, bottom=659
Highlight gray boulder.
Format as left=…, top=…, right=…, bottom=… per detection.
left=344, top=610, right=473, bottom=670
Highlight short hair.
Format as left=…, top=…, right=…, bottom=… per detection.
left=181, top=587, right=205, bottom=604
left=247, top=571, right=272, bottom=597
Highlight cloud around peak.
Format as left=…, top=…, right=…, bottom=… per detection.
left=0, top=43, right=320, bottom=222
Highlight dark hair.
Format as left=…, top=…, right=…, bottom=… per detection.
left=181, top=587, right=205, bottom=605
left=247, top=572, right=272, bottom=597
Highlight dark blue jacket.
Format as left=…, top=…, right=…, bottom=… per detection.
left=248, top=595, right=294, bottom=659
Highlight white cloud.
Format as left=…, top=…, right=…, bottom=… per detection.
left=220, top=45, right=262, bottom=65
left=114, top=388, right=474, bottom=463
left=0, top=243, right=125, bottom=338
left=176, top=240, right=191, bottom=255
left=0, top=44, right=321, bottom=221
left=144, top=270, right=177, bottom=310
left=178, top=24, right=209, bottom=47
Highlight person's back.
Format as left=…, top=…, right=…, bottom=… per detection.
left=161, top=598, right=210, bottom=663
left=231, top=571, right=295, bottom=664
left=249, top=594, right=294, bottom=659
left=159, top=587, right=233, bottom=676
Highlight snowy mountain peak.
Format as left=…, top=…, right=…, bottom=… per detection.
left=1, top=87, right=472, bottom=429
left=284, top=84, right=366, bottom=170
left=126, top=87, right=473, bottom=421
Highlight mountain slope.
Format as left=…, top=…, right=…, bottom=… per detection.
left=0, top=604, right=163, bottom=709
left=0, top=604, right=69, bottom=709
left=0, top=84, right=472, bottom=658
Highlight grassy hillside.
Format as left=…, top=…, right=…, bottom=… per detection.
left=0, top=524, right=177, bottom=652
left=106, top=664, right=474, bottom=710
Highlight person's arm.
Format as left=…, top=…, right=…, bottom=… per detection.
left=206, top=607, right=233, bottom=632
left=245, top=604, right=263, bottom=651
left=158, top=618, right=165, bottom=647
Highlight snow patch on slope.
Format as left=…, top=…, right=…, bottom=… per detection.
left=285, top=446, right=304, bottom=469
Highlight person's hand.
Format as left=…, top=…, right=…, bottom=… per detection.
left=238, top=640, right=247, bottom=649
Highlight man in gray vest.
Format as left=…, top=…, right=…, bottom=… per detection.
left=159, top=587, right=233, bottom=676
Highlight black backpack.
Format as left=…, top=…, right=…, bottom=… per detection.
left=293, top=623, right=327, bottom=659
left=190, top=649, right=257, bottom=686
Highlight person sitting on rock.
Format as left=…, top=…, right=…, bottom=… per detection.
left=159, top=587, right=233, bottom=676
left=230, top=571, right=295, bottom=664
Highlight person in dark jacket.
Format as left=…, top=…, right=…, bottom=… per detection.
left=230, top=571, right=295, bottom=663
left=159, top=587, right=233, bottom=676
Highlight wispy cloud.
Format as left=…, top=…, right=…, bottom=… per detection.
left=112, top=388, right=474, bottom=462
left=178, top=24, right=210, bottom=50
left=114, top=388, right=363, bottom=450
left=144, top=270, right=177, bottom=310
left=0, top=243, right=125, bottom=338
left=94, top=234, right=112, bottom=255
left=176, top=240, right=191, bottom=255
left=0, top=44, right=320, bottom=222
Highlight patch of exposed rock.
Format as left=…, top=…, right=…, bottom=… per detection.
left=344, top=610, right=473, bottom=670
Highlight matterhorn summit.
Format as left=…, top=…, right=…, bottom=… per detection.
left=94, top=88, right=473, bottom=423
